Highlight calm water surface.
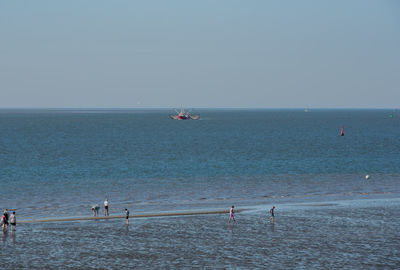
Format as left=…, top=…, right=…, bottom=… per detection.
left=0, top=109, right=399, bottom=268
left=1, top=109, right=399, bottom=218
left=1, top=199, right=399, bottom=269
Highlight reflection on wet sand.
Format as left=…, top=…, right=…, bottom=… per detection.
left=0, top=199, right=399, bottom=269
left=269, top=222, right=275, bottom=233
left=228, top=223, right=234, bottom=235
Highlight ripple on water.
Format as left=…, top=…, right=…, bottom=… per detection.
left=1, top=200, right=400, bottom=269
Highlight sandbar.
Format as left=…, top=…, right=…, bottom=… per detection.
left=19, top=209, right=248, bottom=224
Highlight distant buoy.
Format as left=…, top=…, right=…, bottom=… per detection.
left=365, top=174, right=370, bottom=180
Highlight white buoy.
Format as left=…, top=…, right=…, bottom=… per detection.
left=365, top=174, right=370, bottom=180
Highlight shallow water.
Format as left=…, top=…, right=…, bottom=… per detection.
left=1, top=198, right=399, bottom=269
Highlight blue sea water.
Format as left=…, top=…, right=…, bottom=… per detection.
left=0, top=109, right=399, bottom=219
left=1, top=109, right=400, bottom=269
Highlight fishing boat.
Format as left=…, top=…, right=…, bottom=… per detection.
left=169, top=107, right=200, bottom=120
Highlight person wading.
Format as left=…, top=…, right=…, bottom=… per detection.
left=104, top=199, right=109, bottom=216
left=10, top=211, right=16, bottom=231
left=269, top=206, right=276, bottom=223
left=125, top=208, right=130, bottom=225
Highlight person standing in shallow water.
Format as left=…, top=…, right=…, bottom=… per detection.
left=269, top=206, right=275, bottom=223
left=125, top=208, right=130, bottom=225
left=1, top=210, right=9, bottom=231
left=1, top=212, right=7, bottom=231
left=4, top=209, right=9, bottom=225
left=228, top=205, right=235, bottom=223
left=10, top=211, right=16, bottom=231
left=104, top=199, right=109, bottom=216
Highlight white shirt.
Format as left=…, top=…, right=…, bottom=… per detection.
left=10, top=214, right=16, bottom=224
left=104, top=200, right=109, bottom=207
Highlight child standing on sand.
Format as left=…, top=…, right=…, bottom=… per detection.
left=228, top=205, right=235, bottom=223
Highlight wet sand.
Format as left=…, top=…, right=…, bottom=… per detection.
left=2, top=199, right=399, bottom=269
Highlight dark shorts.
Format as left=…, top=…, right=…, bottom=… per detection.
left=11, top=223, right=16, bottom=226
left=105, top=206, right=109, bottom=210
left=126, top=216, right=129, bottom=219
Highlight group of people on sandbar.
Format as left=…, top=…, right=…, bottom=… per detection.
left=91, top=198, right=110, bottom=217
left=89, top=200, right=274, bottom=226
left=1, top=203, right=273, bottom=230
left=1, top=209, right=16, bottom=232
left=91, top=199, right=130, bottom=224
left=228, top=205, right=275, bottom=223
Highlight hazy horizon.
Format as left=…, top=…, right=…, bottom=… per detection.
left=0, top=106, right=400, bottom=109
left=1, top=0, right=399, bottom=108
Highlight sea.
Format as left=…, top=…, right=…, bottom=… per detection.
left=0, top=109, right=399, bottom=269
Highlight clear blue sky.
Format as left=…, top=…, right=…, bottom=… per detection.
left=1, top=0, right=399, bottom=108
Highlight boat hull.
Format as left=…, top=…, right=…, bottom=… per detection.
left=169, top=114, right=200, bottom=120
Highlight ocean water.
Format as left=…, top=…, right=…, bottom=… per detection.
left=1, top=109, right=399, bottom=268
left=1, top=109, right=399, bottom=218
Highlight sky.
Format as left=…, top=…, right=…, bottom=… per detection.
left=1, top=0, right=399, bottom=108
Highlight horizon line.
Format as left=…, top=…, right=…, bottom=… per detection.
left=0, top=107, right=398, bottom=110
